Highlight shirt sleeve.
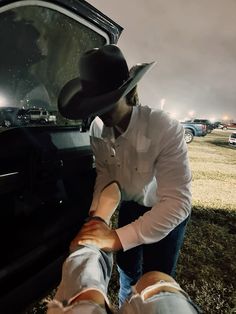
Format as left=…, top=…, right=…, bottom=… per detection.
left=116, top=115, right=192, bottom=251
left=89, top=121, right=112, bottom=213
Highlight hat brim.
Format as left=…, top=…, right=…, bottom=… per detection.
left=58, top=61, right=156, bottom=119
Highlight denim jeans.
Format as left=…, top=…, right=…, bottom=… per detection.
left=47, top=245, right=113, bottom=313
left=116, top=201, right=189, bottom=305
left=119, top=292, right=201, bottom=314
left=47, top=245, right=201, bottom=314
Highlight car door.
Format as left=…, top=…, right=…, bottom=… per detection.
left=0, top=0, right=122, bottom=312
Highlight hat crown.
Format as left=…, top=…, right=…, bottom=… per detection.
left=79, top=45, right=129, bottom=96
left=58, top=44, right=155, bottom=120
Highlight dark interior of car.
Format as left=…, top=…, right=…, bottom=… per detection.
left=0, top=126, right=95, bottom=311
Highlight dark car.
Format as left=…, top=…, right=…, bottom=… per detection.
left=0, top=0, right=122, bottom=312
left=217, top=123, right=228, bottom=130
left=0, top=107, right=22, bottom=127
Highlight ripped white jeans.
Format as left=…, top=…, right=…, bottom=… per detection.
left=47, top=245, right=201, bottom=314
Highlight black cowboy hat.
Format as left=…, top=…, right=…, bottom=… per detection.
left=58, top=44, right=156, bottom=119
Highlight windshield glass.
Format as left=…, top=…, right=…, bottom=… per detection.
left=0, top=4, right=106, bottom=130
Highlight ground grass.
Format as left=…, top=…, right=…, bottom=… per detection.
left=176, top=130, right=236, bottom=314
left=28, top=130, right=236, bottom=313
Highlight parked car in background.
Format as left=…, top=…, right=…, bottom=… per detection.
left=227, top=122, right=236, bottom=130
left=228, top=132, right=236, bottom=147
left=181, top=121, right=207, bottom=143
left=217, top=123, right=228, bottom=130
left=192, top=119, right=215, bottom=133
left=0, top=0, right=122, bottom=312
left=0, top=107, right=57, bottom=127
left=0, top=107, right=22, bottom=127
left=24, top=108, right=57, bottom=124
left=216, top=122, right=236, bottom=130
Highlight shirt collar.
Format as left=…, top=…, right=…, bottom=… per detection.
left=100, top=106, right=139, bottom=141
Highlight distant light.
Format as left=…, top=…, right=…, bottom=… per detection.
left=169, top=111, right=178, bottom=119
left=0, top=94, right=7, bottom=107
left=209, top=117, right=216, bottom=123
left=223, top=115, right=229, bottom=121
left=188, top=110, right=195, bottom=117
left=160, top=98, right=166, bottom=110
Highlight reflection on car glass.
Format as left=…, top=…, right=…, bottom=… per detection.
left=0, top=5, right=106, bottom=129
left=0, top=11, right=50, bottom=109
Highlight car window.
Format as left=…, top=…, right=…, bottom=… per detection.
left=0, top=2, right=107, bottom=130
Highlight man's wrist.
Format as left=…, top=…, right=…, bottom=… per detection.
left=112, top=230, right=123, bottom=251
left=85, top=216, right=108, bottom=225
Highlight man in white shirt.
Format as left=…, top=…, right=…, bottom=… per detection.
left=58, top=44, right=192, bottom=305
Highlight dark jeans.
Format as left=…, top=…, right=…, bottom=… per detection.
left=116, top=201, right=189, bottom=305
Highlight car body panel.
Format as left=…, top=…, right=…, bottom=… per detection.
left=0, top=0, right=122, bottom=311
left=181, top=122, right=207, bottom=144
left=192, top=119, right=214, bottom=133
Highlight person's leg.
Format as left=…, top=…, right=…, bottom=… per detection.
left=117, top=246, right=143, bottom=306
left=116, top=201, right=146, bottom=305
left=119, top=271, right=202, bottom=314
left=117, top=201, right=189, bottom=304
left=47, top=245, right=112, bottom=314
left=143, top=217, right=189, bottom=277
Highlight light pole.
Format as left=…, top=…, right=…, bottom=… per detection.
left=188, top=110, right=195, bottom=120
left=160, top=98, right=166, bottom=111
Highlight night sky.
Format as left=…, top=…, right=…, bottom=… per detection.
left=89, top=0, right=236, bottom=121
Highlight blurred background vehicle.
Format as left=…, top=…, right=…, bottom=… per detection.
left=215, top=122, right=236, bottom=130
left=228, top=132, right=236, bottom=147
left=0, top=107, right=23, bottom=127
left=0, top=107, right=57, bottom=127
left=227, top=122, right=236, bottom=130
left=181, top=120, right=207, bottom=143
left=192, top=119, right=215, bottom=133
left=217, top=123, right=228, bottom=130
left=24, top=108, right=56, bottom=124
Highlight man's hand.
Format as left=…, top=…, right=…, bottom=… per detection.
left=70, top=220, right=122, bottom=253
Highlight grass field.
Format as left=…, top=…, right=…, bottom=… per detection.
left=176, top=130, right=236, bottom=314
left=29, top=129, right=236, bottom=313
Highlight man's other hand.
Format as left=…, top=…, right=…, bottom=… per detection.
left=70, top=220, right=122, bottom=252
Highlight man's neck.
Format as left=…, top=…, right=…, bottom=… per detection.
left=115, top=106, right=133, bottom=135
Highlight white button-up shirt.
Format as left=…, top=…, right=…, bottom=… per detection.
left=89, top=105, right=192, bottom=251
